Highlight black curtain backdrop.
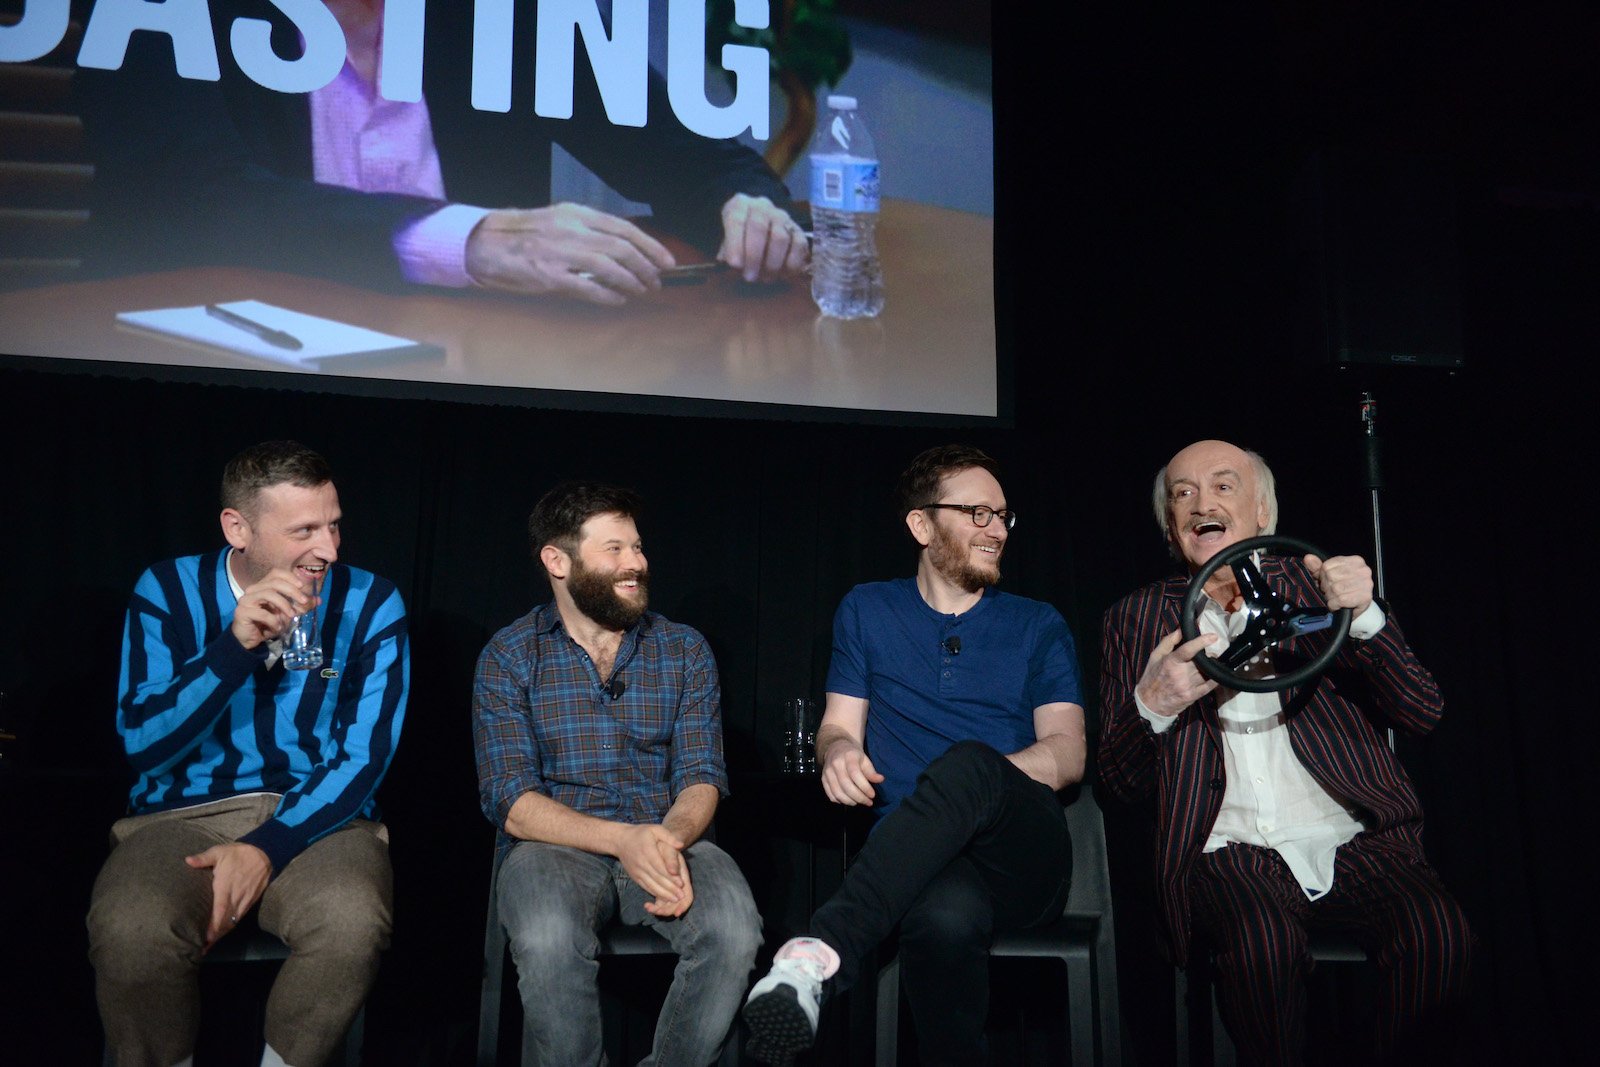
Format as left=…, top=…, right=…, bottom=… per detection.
left=2, top=3, right=1593, bottom=1064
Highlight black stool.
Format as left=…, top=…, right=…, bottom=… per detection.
left=1177, top=930, right=1369, bottom=1065
left=872, top=785, right=1121, bottom=1066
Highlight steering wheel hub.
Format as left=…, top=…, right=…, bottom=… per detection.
left=1179, top=535, right=1352, bottom=693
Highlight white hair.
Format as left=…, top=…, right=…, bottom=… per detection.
left=1152, top=447, right=1278, bottom=554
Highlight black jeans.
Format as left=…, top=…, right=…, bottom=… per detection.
left=810, top=741, right=1073, bottom=1065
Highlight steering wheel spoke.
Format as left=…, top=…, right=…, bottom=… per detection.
left=1282, top=609, right=1336, bottom=638
left=1180, top=535, right=1352, bottom=693
left=1216, top=625, right=1272, bottom=670
left=1231, top=555, right=1280, bottom=616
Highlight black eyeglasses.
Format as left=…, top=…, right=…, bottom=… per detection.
left=920, top=504, right=1017, bottom=530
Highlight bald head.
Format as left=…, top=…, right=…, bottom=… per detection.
left=1152, top=440, right=1278, bottom=570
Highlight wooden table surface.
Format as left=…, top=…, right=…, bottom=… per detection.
left=0, top=200, right=996, bottom=417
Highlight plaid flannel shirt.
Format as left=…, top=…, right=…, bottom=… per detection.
left=472, top=603, right=727, bottom=854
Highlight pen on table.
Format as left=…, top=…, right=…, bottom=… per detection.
left=573, top=262, right=730, bottom=286
left=573, top=234, right=814, bottom=286
left=205, top=304, right=303, bottom=351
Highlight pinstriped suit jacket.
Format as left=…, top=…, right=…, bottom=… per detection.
left=1098, top=555, right=1444, bottom=964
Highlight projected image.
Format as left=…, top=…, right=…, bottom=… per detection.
left=0, top=1, right=995, bottom=417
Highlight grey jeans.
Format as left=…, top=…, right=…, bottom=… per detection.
left=87, top=794, right=393, bottom=1067
left=498, top=839, right=761, bottom=1066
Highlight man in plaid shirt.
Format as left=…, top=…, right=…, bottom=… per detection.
left=473, top=482, right=760, bottom=1066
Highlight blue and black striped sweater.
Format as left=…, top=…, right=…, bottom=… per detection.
left=117, top=549, right=409, bottom=873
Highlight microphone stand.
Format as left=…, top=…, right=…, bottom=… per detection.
left=1360, top=391, right=1386, bottom=603
left=1359, top=391, right=1395, bottom=750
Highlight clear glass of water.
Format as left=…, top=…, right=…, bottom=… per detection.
left=281, top=577, right=323, bottom=671
left=783, top=697, right=816, bottom=775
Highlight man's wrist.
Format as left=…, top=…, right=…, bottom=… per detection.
left=816, top=732, right=859, bottom=764
left=602, top=820, right=635, bottom=857
left=660, top=808, right=695, bottom=840
left=396, top=203, right=493, bottom=288
left=1134, top=687, right=1181, bottom=733
left=1349, top=600, right=1387, bottom=640
left=1133, top=682, right=1174, bottom=717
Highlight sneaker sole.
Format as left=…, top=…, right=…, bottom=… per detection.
left=743, top=985, right=816, bottom=1063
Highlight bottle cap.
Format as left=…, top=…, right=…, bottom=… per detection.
left=826, top=94, right=858, bottom=111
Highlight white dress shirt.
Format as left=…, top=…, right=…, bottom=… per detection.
left=1138, top=591, right=1387, bottom=899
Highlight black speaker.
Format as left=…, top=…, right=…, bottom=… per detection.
left=1292, top=149, right=1465, bottom=370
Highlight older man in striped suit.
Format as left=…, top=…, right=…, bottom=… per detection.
left=1099, top=439, right=1471, bottom=1065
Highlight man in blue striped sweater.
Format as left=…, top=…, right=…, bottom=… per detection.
left=87, top=441, right=410, bottom=1067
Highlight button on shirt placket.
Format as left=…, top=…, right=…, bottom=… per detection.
left=939, top=625, right=957, bottom=690
left=1137, top=590, right=1364, bottom=901
left=576, top=646, right=622, bottom=780
left=1218, top=609, right=1279, bottom=840
left=542, top=630, right=634, bottom=824
left=313, top=53, right=447, bottom=200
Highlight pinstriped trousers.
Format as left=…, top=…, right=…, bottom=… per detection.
left=1189, top=835, right=1473, bottom=1066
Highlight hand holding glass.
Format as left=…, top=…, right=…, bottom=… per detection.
left=281, top=576, right=323, bottom=671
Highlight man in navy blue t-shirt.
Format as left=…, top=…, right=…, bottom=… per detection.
left=744, top=445, right=1087, bottom=1065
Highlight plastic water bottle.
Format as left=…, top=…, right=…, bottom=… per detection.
left=809, top=95, right=884, bottom=318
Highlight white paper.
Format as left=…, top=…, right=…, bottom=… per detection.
left=116, top=300, right=436, bottom=367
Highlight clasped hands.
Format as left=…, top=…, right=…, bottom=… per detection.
left=465, top=194, right=808, bottom=306
left=615, top=823, right=696, bottom=918
left=1136, top=553, right=1375, bottom=717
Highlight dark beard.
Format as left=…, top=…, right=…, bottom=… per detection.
left=568, top=559, right=650, bottom=631
left=927, top=519, right=1001, bottom=594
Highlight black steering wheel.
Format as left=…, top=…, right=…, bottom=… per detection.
left=1180, top=535, right=1352, bottom=693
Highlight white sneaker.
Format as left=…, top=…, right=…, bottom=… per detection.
left=743, top=937, right=841, bottom=1063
